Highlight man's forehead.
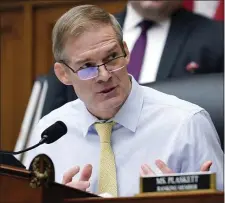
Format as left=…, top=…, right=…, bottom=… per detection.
left=80, top=41, right=118, bottom=55
left=71, top=40, right=119, bottom=64
left=65, top=25, right=120, bottom=60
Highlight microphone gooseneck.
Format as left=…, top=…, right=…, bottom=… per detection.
left=0, top=121, right=67, bottom=155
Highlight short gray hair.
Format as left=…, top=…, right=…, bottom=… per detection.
left=52, top=4, right=123, bottom=62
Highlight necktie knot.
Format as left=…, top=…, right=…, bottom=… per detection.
left=95, top=121, right=115, bottom=143
left=139, top=20, right=154, bottom=33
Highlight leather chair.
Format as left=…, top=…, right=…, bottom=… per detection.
left=41, top=68, right=77, bottom=118
left=14, top=76, right=48, bottom=161
left=143, top=73, right=224, bottom=150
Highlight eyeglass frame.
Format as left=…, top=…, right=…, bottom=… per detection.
left=57, top=52, right=127, bottom=80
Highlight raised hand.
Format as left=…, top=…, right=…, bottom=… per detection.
left=140, top=159, right=212, bottom=176
left=62, top=164, right=92, bottom=191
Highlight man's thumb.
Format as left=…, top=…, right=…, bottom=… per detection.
left=200, top=160, right=212, bottom=171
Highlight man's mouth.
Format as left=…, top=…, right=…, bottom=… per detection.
left=99, top=86, right=117, bottom=94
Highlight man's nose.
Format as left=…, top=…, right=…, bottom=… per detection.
left=96, top=65, right=112, bottom=82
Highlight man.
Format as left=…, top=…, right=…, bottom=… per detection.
left=23, top=5, right=223, bottom=197
left=41, top=0, right=224, bottom=117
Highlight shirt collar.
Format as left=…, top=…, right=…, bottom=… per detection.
left=78, top=102, right=98, bottom=137
left=123, top=3, right=143, bottom=32
left=123, top=2, right=171, bottom=32
left=113, top=75, right=143, bottom=132
left=78, top=75, right=144, bottom=136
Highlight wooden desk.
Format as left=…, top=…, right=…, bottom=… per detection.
left=64, top=191, right=224, bottom=203
left=0, top=164, right=223, bottom=203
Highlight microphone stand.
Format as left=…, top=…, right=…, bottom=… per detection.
left=0, top=136, right=47, bottom=155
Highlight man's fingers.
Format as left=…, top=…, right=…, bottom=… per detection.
left=200, top=160, right=212, bottom=171
left=140, top=164, right=156, bottom=176
left=140, top=170, right=145, bottom=177
left=62, top=166, right=80, bottom=184
left=66, top=181, right=90, bottom=191
left=79, top=164, right=92, bottom=181
left=155, top=159, right=173, bottom=174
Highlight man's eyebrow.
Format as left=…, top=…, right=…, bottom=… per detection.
left=106, top=44, right=119, bottom=54
left=74, top=57, right=92, bottom=65
left=73, top=44, right=119, bottom=64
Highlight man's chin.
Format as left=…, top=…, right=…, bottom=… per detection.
left=140, top=1, right=165, bottom=9
left=98, top=98, right=123, bottom=112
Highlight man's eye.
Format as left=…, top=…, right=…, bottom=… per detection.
left=108, top=52, right=118, bottom=60
left=81, top=63, right=94, bottom=69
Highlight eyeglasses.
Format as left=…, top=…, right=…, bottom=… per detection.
left=58, top=53, right=127, bottom=80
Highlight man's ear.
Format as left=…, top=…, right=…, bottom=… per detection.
left=54, top=62, right=72, bottom=85
left=123, top=41, right=130, bottom=65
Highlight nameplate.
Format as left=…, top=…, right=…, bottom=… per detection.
left=140, top=172, right=216, bottom=194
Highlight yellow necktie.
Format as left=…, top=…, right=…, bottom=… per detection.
left=94, top=122, right=117, bottom=197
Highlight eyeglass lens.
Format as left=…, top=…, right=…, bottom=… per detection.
left=77, top=67, right=98, bottom=80
left=77, top=57, right=124, bottom=80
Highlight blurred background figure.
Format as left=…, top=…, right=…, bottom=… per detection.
left=122, top=0, right=223, bottom=83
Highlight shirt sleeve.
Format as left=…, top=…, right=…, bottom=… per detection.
left=178, top=110, right=223, bottom=191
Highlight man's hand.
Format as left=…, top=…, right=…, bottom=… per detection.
left=62, top=164, right=92, bottom=191
left=140, top=159, right=212, bottom=176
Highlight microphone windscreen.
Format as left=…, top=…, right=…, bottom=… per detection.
left=41, top=121, right=67, bottom=144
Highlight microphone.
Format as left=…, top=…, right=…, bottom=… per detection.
left=0, top=121, right=67, bottom=155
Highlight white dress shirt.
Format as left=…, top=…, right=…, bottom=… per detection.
left=123, top=3, right=171, bottom=84
left=22, top=76, right=223, bottom=197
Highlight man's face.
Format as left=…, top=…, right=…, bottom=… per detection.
left=130, top=1, right=182, bottom=21
left=55, top=25, right=131, bottom=117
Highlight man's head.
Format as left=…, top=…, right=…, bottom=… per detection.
left=130, top=0, right=182, bottom=21
left=53, top=5, right=131, bottom=119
